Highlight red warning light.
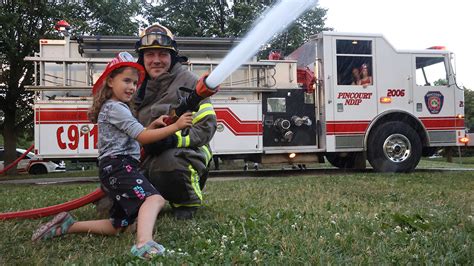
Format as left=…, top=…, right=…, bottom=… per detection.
left=427, top=46, right=446, bottom=50
left=54, top=20, right=70, bottom=32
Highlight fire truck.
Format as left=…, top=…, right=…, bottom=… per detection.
left=25, top=31, right=469, bottom=173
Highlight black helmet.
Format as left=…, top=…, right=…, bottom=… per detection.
left=136, top=23, right=178, bottom=53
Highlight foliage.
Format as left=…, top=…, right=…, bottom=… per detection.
left=0, top=172, right=472, bottom=264
left=464, top=87, right=474, bottom=130
left=144, top=0, right=331, bottom=58
left=0, top=1, right=58, bottom=172
left=54, top=0, right=142, bottom=36
left=0, top=0, right=141, bottom=173
left=434, top=78, right=448, bottom=86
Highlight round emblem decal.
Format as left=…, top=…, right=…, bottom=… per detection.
left=424, top=91, right=444, bottom=114
left=80, top=125, right=90, bottom=134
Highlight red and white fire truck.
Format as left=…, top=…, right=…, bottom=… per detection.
left=26, top=31, right=470, bottom=172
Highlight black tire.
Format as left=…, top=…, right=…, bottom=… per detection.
left=367, top=121, right=421, bottom=172
left=325, top=152, right=357, bottom=169
left=29, top=164, right=47, bottom=175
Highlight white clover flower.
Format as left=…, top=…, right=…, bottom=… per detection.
left=394, top=226, right=402, bottom=233
left=330, top=220, right=336, bottom=225
left=253, top=250, right=260, bottom=255
left=207, top=239, right=212, bottom=244
left=335, top=232, right=341, bottom=238
left=242, top=244, right=248, bottom=250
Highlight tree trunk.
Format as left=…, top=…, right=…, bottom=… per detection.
left=445, top=147, right=453, bottom=163
left=2, top=109, right=18, bottom=175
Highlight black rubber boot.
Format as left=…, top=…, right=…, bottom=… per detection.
left=173, top=206, right=198, bottom=220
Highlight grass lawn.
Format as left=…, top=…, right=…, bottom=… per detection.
left=2, top=156, right=474, bottom=182
left=0, top=171, right=473, bottom=264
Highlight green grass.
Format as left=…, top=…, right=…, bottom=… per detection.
left=0, top=169, right=99, bottom=181
left=418, top=157, right=474, bottom=168
left=2, top=156, right=474, bottom=182
left=0, top=171, right=473, bottom=264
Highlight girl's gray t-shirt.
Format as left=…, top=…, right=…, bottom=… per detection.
left=97, top=100, right=144, bottom=161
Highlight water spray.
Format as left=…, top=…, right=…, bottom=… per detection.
left=205, top=0, right=318, bottom=89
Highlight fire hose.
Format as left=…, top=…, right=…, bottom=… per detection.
left=0, top=0, right=317, bottom=220
left=0, top=188, right=105, bottom=220
left=0, top=144, right=35, bottom=175
left=0, top=145, right=106, bottom=220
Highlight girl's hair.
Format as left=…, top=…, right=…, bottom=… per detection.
left=88, top=67, right=139, bottom=123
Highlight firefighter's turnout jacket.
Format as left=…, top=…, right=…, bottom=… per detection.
left=135, top=62, right=217, bottom=207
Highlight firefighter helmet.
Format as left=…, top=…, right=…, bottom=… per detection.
left=92, top=52, right=145, bottom=95
left=136, top=23, right=177, bottom=52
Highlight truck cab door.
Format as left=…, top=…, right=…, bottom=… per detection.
left=329, top=38, right=377, bottom=150
left=412, top=54, right=457, bottom=144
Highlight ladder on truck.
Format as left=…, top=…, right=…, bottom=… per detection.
left=24, top=35, right=287, bottom=97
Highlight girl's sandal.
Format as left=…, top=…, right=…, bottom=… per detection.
left=131, top=241, right=166, bottom=259
left=31, top=212, right=75, bottom=241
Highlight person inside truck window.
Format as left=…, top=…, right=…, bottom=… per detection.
left=32, top=52, right=193, bottom=260
left=359, top=64, right=372, bottom=87
left=133, top=23, right=217, bottom=220
left=351, top=67, right=361, bottom=85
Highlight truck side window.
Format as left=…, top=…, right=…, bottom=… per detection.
left=415, top=57, right=447, bottom=86
left=336, top=40, right=373, bottom=86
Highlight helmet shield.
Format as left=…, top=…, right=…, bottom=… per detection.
left=137, top=24, right=177, bottom=52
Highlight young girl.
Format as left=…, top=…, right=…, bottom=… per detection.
left=359, top=64, right=372, bottom=87
left=31, top=52, right=193, bottom=259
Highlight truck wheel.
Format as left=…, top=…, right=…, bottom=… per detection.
left=367, top=121, right=421, bottom=172
left=29, top=164, right=47, bottom=175
left=325, top=152, right=357, bottom=169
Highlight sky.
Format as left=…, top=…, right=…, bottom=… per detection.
left=318, top=0, right=472, bottom=89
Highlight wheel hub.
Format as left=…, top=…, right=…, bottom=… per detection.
left=383, top=134, right=411, bottom=163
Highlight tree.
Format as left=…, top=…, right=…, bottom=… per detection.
left=0, top=1, right=140, bottom=175
left=0, top=2, right=57, bottom=174
left=144, top=0, right=331, bottom=58
left=464, top=87, right=474, bottom=131
left=56, top=0, right=141, bottom=36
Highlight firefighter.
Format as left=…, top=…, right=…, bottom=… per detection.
left=134, top=23, right=217, bottom=220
